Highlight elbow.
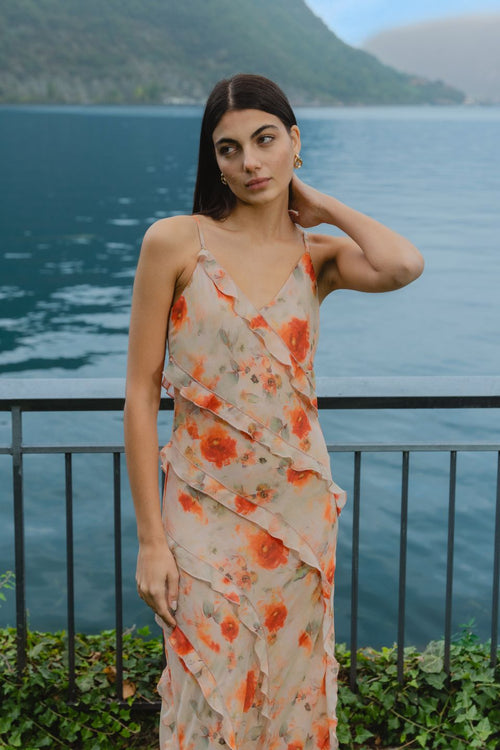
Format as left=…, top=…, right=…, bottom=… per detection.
left=393, top=246, right=425, bottom=288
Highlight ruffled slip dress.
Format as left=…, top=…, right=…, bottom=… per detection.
left=156, top=215, right=346, bottom=750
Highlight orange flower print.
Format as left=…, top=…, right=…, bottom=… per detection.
left=240, top=449, right=257, bottom=467
left=279, top=317, right=310, bottom=361
left=243, top=670, right=257, bottom=712
left=255, top=484, right=276, bottom=504
left=178, top=491, right=205, bottom=522
left=170, top=296, right=187, bottom=329
left=198, top=393, right=223, bottom=413
left=248, top=529, right=288, bottom=569
left=191, top=359, right=206, bottom=381
left=235, top=495, right=257, bottom=515
left=185, top=417, right=199, bottom=440
left=220, top=615, right=239, bottom=643
left=298, top=630, right=313, bottom=653
left=169, top=627, right=194, bottom=656
left=260, top=372, right=282, bottom=395
left=234, top=570, right=252, bottom=590
left=197, top=622, right=221, bottom=653
left=288, top=742, right=304, bottom=750
left=300, top=437, right=311, bottom=453
left=249, top=314, right=267, bottom=330
left=289, top=407, right=311, bottom=439
left=200, top=425, right=237, bottom=468
left=323, top=499, right=337, bottom=524
left=313, top=720, right=330, bottom=749
left=325, top=557, right=336, bottom=584
left=286, top=467, right=312, bottom=487
left=303, top=252, right=316, bottom=283
left=264, top=601, right=288, bottom=632
left=247, top=423, right=263, bottom=442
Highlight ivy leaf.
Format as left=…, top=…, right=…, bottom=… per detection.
left=420, top=641, right=444, bottom=673
left=354, top=728, right=374, bottom=743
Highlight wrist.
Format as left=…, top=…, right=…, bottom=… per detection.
left=317, top=194, right=344, bottom=226
left=138, top=533, right=168, bottom=548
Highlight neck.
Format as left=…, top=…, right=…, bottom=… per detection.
left=223, top=192, right=295, bottom=242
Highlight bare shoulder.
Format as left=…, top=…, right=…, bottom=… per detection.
left=141, top=215, right=197, bottom=267
left=306, top=230, right=349, bottom=261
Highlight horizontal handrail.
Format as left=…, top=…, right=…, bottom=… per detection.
left=1, top=375, right=500, bottom=410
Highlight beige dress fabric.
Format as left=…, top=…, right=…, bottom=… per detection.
left=156, top=216, right=346, bottom=749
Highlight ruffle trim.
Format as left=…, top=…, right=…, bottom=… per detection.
left=159, top=541, right=273, bottom=730
left=198, top=248, right=318, bottom=410
left=163, top=440, right=322, bottom=575
left=162, top=360, right=346, bottom=518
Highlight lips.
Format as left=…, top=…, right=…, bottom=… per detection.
left=246, top=177, right=271, bottom=190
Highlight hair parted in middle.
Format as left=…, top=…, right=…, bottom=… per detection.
left=192, top=73, right=298, bottom=220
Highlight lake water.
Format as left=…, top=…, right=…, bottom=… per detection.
left=0, top=105, right=499, bottom=648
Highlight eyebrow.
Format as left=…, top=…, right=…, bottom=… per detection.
left=215, top=123, right=279, bottom=147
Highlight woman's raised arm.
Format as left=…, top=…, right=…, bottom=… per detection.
left=290, top=175, right=424, bottom=300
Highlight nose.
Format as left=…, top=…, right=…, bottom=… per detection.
left=242, top=146, right=261, bottom=172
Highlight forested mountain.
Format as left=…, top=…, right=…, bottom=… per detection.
left=0, top=0, right=464, bottom=105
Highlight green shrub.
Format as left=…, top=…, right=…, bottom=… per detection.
left=0, top=622, right=498, bottom=749
left=336, top=626, right=500, bottom=749
left=0, top=626, right=161, bottom=749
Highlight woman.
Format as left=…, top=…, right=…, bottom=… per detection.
left=124, top=74, right=424, bottom=750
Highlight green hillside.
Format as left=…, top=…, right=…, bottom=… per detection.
left=0, top=0, right=464, bottom=105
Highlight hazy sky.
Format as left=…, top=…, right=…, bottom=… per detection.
left=306, top=0, right=500, bottom=45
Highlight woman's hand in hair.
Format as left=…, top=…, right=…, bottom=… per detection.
left=289, top=175, right=329, bottom=228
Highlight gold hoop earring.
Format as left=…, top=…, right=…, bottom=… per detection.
left=220, top=172, right=227, bottom=185
left=294, top=154, right=303, bottom=169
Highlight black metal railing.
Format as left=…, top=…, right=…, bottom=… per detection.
left=1, top=376, right=499, bottom=703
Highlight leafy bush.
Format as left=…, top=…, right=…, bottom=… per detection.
left=336, top=626, right=500, bottom=749
left=0, top=626, right=161, bottom=749
left=0, top=622, right=498, bottom=749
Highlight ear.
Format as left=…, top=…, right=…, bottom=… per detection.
left=290, top=125, right=301, bottom=155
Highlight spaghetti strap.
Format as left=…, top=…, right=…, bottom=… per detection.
left=192, top=214, right=206, bottom=250
left=299, top=226, right=311, bottom=254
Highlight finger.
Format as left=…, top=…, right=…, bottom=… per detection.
left=149, top=591, right=177, bottom=628
left=167, top=571, right=179, bottom=613
left=156, top=603, right=177, bottom=629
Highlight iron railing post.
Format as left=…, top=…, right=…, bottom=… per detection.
left=11, top=406, right=27, bottom=675
left=444, top=451, right=457, bottom=674
left=65, top=452, right=76, bottom=702
left=349, top=451, right=361, bottom=691
left=491, top=452, right=500, bottom=668
left=113, top=452, right=123, bottom=700
left=397, top=451, right=409, bottom=684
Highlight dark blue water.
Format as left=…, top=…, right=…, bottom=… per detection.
left=1, top=105, right=499, bottom=647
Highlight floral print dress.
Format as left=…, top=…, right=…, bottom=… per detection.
left=156, top=216, right=346, bottom=750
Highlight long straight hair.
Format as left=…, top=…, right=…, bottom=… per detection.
left=192, top=74, right=297, bottom=220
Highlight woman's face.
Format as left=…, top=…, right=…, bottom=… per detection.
left=212, top=109, right=300, bottom=206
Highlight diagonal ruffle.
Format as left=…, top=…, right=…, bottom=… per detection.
left=162, top=359, right=346, bottom=518
left=198, top=249, right=318, bottom=409
left=159, top=541, right=273, bottom=724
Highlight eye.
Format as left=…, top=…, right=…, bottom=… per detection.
left=259, top=134, right=274, bottom=145
left=218, top=144, right=237, bottom=157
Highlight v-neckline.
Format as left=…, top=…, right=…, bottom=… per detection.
left=199, top=237, right=309, bottom=314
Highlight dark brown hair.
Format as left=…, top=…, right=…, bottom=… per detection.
left=192, top=74, right=297, bottom=220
